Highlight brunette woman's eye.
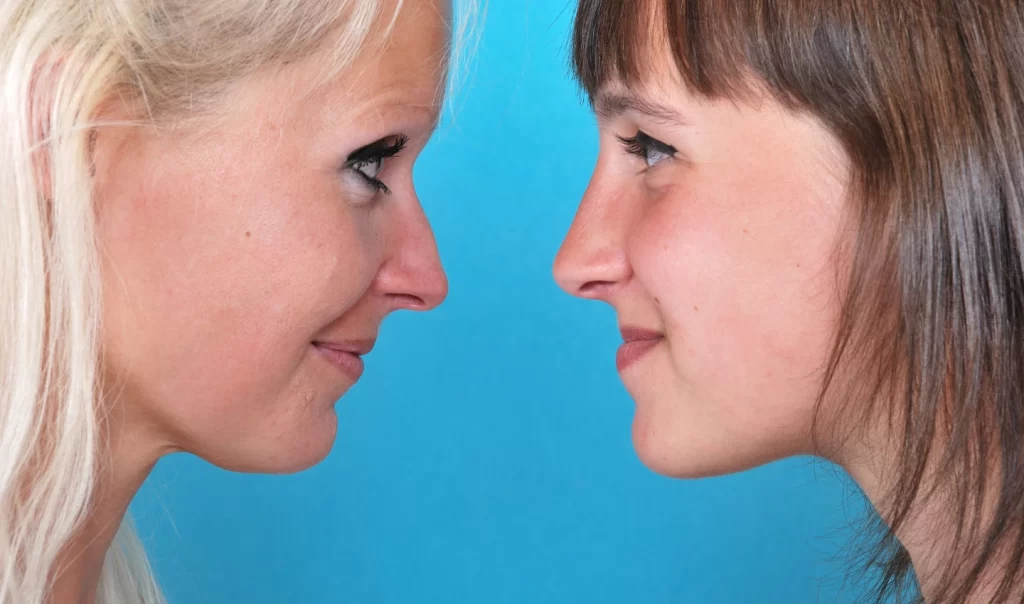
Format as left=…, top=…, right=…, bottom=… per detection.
left=617, top=131, right=677, bottom=168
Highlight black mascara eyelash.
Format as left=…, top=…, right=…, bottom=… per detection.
left=345, top=135, right=410, bottom=195
left=348, top=135, right=409, bottom=164
left=355, top=171, right=391, bottom=196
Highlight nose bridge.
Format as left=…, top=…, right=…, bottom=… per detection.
left=380, top=193, right=448, bottom=308
left=553, top=166, right=633, bottom=296
left=394, top=194, right=438, bottom=257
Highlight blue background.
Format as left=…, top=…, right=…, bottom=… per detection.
left=133, top=2, right=872, bottom=602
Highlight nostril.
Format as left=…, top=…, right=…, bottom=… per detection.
left=578, top=280, right=616, bottom=298
left=389, top=293, right=427, bottom=310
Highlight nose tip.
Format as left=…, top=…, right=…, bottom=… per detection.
left=419, top=265, right=448, bottom=311
left=553, top=245, right=584, bottom=296
left=376, top=239, right=449, bottom=312
left=553, top=231, right=631, bottom=300
left=377, top=257, right=448, bottom=312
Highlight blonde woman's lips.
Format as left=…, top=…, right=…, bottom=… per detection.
left=312, top=339, right=374, bottom=381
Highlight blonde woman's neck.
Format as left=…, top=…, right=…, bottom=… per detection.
left=50, top=404, right=168, bottom=604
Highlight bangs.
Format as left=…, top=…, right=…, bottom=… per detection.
left=571, top=0, right=839, bottom=108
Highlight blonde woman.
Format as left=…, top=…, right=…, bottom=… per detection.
left=0, top=0, right=462, bottom=601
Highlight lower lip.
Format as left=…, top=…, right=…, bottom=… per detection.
left=616, top=338, right=663, bottom=372
left=314, top=344, right=365, bottom=381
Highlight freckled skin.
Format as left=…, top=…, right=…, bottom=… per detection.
left=92, top=0, right=451, bottom=473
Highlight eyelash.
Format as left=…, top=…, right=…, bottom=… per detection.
left=345, top=135, right=410, bottom=196
left=616, top=131, right=677, bottom=168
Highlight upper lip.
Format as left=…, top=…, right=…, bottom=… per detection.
left=313, top=339, right=376, bottom=356
left=619, top=326, right=663, bottom=343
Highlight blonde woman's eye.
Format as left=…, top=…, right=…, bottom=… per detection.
left=344, top=135, right=409, bottom=196
left=352, top=157, right=383, bottom=180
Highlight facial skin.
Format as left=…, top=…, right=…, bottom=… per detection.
left=92, top=0, right=451, bottom=475
left=554, top=65, right=853, bottom=478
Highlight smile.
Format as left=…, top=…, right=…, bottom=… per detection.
left=312, top=340, right=375, bottom=381
left=616, top=327, right=664, bottom=372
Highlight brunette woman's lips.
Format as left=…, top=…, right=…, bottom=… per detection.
left=313, top=340, right=374, bottom=381
left=617, top=327, right=664, bottom=372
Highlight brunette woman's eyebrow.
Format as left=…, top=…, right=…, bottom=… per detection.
left=593, top=91, right=688, bottom=127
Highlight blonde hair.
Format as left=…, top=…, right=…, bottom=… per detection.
left=0, top=0, right=477, bottom=602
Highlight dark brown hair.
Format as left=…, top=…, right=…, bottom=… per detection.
left=572, top=1, right=1024, bottom=602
